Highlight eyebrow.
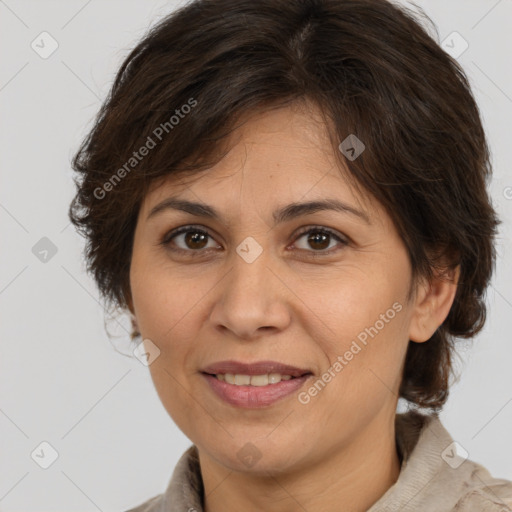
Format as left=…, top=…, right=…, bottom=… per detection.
left=147, top=197, right=371, bottom=225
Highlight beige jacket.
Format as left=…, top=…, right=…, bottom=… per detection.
left=126, top=411, right=512, bottom=511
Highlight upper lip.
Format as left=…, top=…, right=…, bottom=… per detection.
left=201, top=360, right=313, bottom=377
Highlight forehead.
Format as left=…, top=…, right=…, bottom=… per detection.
left=142, top=103, right=378, bottom=221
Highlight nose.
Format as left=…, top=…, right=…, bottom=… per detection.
left=208, top=246, right=291, bottom=341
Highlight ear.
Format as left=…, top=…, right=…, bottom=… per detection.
left=408, top=264, right=460, bottom=343
left=130, top=314, right=139, bottom=334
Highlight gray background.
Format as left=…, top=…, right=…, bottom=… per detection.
left=1, top=0, right=511, bottom=510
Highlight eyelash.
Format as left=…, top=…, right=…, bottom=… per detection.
left=159, top=225, right=349, bottom=259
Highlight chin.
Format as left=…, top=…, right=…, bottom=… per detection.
left=202, top=436, right=307, bottom=476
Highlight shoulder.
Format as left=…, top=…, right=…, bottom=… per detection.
left=390, top=411, right=512, bottom=511
left=124, top=494, right=163, bottom=512
left=454, top=467, right=512, bottom=511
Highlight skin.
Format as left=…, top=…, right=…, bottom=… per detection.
left=128, top=100, right=459, bottom=512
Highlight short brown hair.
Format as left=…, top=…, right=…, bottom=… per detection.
left=68, top=0, right=500, bottom=411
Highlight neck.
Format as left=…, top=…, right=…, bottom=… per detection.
left=198, top=410, right=401, bottom=512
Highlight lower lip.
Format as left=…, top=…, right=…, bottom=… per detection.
left=202, top=373, right=312, bottom=408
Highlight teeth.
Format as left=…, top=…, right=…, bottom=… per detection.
left=217, top=373, right=294, bottom=386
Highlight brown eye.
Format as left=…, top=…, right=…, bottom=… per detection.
left=161, top=226, right=219, bottom=255
left=305, top=231, right=331, bottom=250
left=182, top=231, right=209, bottom=250
left=292, top=227, right=348, bottom=256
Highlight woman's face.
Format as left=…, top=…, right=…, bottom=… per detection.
left=129, top=102, right=424, bottom=475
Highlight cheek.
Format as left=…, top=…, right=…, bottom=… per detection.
left=303, top=270, right=410, bottom=401
left=130, top=261, right=196, bottom=341
left=130, top=264, right=211, bottom=378
left=305, top=267, right=407, bottom=346
left=132, top=280, right=202, bottom=432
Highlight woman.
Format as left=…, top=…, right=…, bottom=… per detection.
left=68, top=0, right=512, bottom=510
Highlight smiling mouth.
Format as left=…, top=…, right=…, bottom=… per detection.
left=201, top=372, right=313, bottom=386
left=201, top=371, right=314, bottom=408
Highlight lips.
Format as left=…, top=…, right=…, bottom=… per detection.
left=202, top=373, right=312, bottom=408
left=201, top=360, right=313, bottom=378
